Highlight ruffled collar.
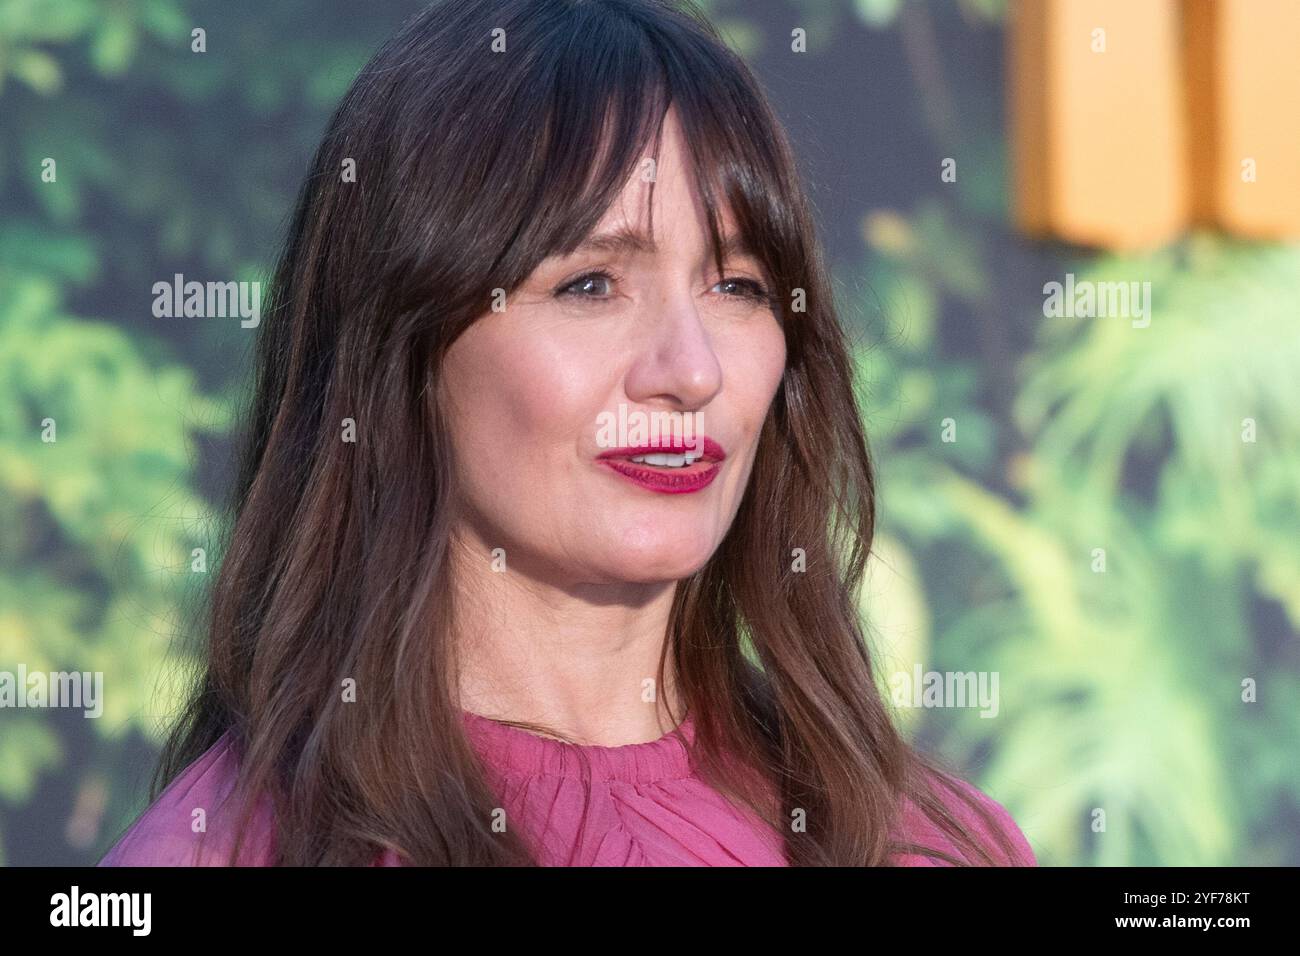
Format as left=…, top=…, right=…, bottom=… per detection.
left=460, top=709, right=695, bottom=784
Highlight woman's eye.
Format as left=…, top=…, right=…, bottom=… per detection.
left=557, top=271, right=617, bottom=298
left=713, top=277, right=771, bottom=301
left=554, top=271, right=771, bottom=303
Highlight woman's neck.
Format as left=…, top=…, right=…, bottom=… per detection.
left=449, top=526, right=686, bottom=747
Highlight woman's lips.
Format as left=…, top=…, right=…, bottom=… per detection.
left=596, top=437, right=726, bottom=494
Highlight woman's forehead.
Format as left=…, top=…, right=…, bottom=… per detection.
left=587, top=173, right=745, bottom=253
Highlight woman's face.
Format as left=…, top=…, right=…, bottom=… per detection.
left=441, top=109, right=786, bottom=586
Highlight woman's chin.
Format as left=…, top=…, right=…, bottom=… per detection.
left=590, top=539, right=717, bottom=584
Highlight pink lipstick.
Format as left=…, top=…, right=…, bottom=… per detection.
left=596, top=437, right=726, bottom=494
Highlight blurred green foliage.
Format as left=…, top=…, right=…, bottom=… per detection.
left=0, top=0, right=413, bottom=863
left=1, top=0, right=1295, bottom=866
left=855, top=218, right=1300, bottom=864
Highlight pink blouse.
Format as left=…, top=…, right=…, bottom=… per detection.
left=98, top=711, right=1036, bottom=866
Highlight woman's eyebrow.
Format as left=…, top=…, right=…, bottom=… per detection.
left=570, top=227, right=756, bottom=260
left=574, top=226, right=657, bottom=255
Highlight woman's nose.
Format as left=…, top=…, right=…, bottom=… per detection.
left=621, top=290, right=723, bottom=411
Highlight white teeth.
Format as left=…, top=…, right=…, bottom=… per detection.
left=629, top=452, right=698, bottom=467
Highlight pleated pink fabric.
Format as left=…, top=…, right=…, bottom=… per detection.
left=99, top=712, right=1036, bottom=867
left=449, top=709, right=787, bottom=865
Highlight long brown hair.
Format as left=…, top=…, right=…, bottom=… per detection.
left=154, top=0, right=1024, bottom=866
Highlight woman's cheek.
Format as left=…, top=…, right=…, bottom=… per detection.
left=722, top=322, right=786, bottom=425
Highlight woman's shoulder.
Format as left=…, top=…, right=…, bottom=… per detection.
left=892, top=767, right=1037, bottom=867
left=98, top=730, right=276, bottom=867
